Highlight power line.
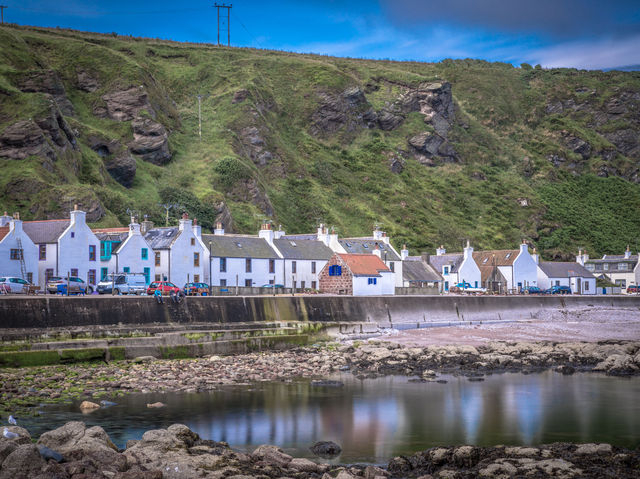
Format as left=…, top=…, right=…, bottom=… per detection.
left=213, top=3, right=231, bottom=46
left=13, top=6, right=204, bottom=16
left=232, top=10, right=262, bottom=49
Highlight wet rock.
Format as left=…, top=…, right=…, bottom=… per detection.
left=310, top=441, right=342, bottom=458
left=99, top=86, right=155, bottom=121
left=310, top=380, right=344, bottom=388
left=79, top=400, right=101, bottom=411
left=253, top=444, right=293, bottom=467
left=37, top=444, right=64, bottom=462
left=129, top=117, right=171, bottom=165
left=146, top=402, right=165, bottom=408
left=0, top=444, right=47, bottom=479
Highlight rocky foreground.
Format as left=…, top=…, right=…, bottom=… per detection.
left=1, top=340, right=640, bottom=413
left=1, top=421, right=639, bottom=479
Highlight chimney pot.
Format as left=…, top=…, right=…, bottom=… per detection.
left=74, top=204, right=78, bottom=211
left=182, top=212, right=188, bottom=220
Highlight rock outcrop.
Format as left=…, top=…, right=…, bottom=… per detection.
left=128, top=116, right=171, bottom=165
left=0, top=120, right=56, bottom=161
left=238, top=126, right=276, bottom=167
left=89, top=135, right=137, bottom=187
left=76, top=70, right=99, bottom=92
left=311, top=86, right=377, bottom=136
left=98, top=86, right=156, bottom=122
left=17, top=69, right=75, bottom=116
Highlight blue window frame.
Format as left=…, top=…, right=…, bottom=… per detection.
left=329, top=265, right=342, bottom=276
left=123, top=267, right=130, bottom=273
left=141, top=248, right=148, bottom=260
left=143, top=267, right=150, bottom=284
left=368, top=277, right=377, bottom=285
left=101, top=268, right=108, bottom=281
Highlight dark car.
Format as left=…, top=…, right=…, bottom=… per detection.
left=184, top=282, right=210, bottom=296
left=522, top=286, right=542, bottom=294
left=545, top=285, right=572, bottom=295
left=147, top=281, right=180, bottom=295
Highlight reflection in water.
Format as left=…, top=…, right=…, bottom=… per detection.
left=22, top=371, right=640, bottom=464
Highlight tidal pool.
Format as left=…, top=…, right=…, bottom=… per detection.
left=21, top=371, right=640, bottom=464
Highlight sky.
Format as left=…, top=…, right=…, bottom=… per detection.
left=5, top=0, right=640, bottom=70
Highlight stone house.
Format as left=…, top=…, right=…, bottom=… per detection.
left=93, top=217, right=155, bottom=284
left=537, top=262, right=596, bottom=294
left=23, top=206, right=100, bottom=289
left=319, top=253, right=394, bottom=295
left=0, top=213, right=38, bottom=285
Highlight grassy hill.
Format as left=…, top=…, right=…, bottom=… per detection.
left=1, top=24, right=640, bottom=260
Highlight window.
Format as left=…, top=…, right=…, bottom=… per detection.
left=71, top=268, right=78, bottom=277
left=191, top=238, right=195, bottom=246
left=311, top=261, right=316, bottom=274
left=89, top=245, right=96, bottom=261
left=155, top=274, right=161, bottom=282
left=311, top=281, right=316, bottom=290
left=389, top=262, right=394, bottom=272
left=269, top=259, right=275, bottom=274
left=10, top=249, right=22, bottom=260
left=141, top=248, right=148, bottom=260
left=585, top=264, right=595, bottom=271
left=245, top=279, right=252, bottom=287
left=245, top=258, right=252, bottom=273
left=555, top=280, right=560, bottom=286
left=194, top=274, right=200, bottom=282
left=123, top=267, right=130, bottom=273
left=292, top=261, right=297, bottom=274
left=584, top=281, right=589, bottom=291
left=603, top=263, right=609, bottom=271
left=475, top=281, right=479, bottom=288
left=155, top=252, right=161, bottom=266
left=71, top=232, right=75, bottom=238
left=329, top=265, right=342, bottom=276
left=101, top=268, right=108, bottom=281
left=220, top=258, right=227, bottom=272
left=443, top=266, right=449, bottom=275
left=368, top=277, right=377, bottom=285
left=45, top=269, right=54, bottom=283
left=269, top=279, right=274, bottom=284
left=194, top=252, right=200, bottom=267
left=220, top=279, right=227, bottom=286
left=39, top=244, right=46, bottom=261
left=88, top=269, right=96, bottom=285
left=444, top=281, right=449, bottom=291
left=301, top=281, right=305, bottom=289
left=619, top=263, right=628, bottom=270
left=27, top=272, right=33, bottom=284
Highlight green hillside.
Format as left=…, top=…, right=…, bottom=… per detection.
left=1, top=24, right=640, bottom=259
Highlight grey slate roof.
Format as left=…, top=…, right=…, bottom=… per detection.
left=538, top=262, right=595, bottom=278
left=202, top=234, right=279, bottom=259
left=144, top=227, right=180, bottom=249
left=339, top=238, right=401, bottom=261
left=403, top=256, right=442, bottom=282
left=273, top=238, right=333, bottom=260
left=281, top=234, right=318, bottom=241
left=594, top=254, right=639, bottom=263
left=428, top=253, right=464, bottom=274
left=23, top=220, right=69, bottom=244
left=94, top=231, right=129, bottom=253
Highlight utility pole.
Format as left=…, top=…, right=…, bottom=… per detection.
left=197, top=95, right=203, bottom=140
left=213, top=3, right=232, bottom=46
left=0, top=6, right=7, bottom=25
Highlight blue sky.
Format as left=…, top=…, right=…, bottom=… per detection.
left=6, top=0, right=640, bottom=69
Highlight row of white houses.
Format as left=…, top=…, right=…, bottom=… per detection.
left=3, top=206, right=630, bottom=295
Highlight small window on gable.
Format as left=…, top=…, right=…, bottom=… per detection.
left=71, top=232, right=75, bottom=238
left=329, top=265, right=342, bottom=276
left=191, top=238, right=195, bottom=246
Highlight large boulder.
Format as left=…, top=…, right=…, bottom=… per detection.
left=36, top=421, right=119, bottom=464
left=310, top=440, right=342, bottom=458
left=252, top=444, right=293, bottom=467
left=128, top=117, right=171, bottom=165
left=0, top=444, right=47, bottom=479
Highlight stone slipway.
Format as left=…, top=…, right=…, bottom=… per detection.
left=0, top=295, right=639, bottom=329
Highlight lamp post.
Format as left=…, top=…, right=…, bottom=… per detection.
left=208, top=241, right=212, bottom=295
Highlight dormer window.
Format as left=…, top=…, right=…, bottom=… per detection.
left=505, top=253, right=511, bottom=259
left=483, top=258, right=488, bottom=264
left=443, top=266, right=449, bottom=275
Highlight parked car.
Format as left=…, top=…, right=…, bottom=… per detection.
left=260, top=284, right=284, bottom=289
left=184, top=282, right=210, bottom=296
left=97, top=273, right=147, bottom=295
left=545, top=285, right=572, bottom=295
left=0, top=277, right=33, bottom=294
left=46, top=276, right=92, bottom=295
left=522, top=286, right=543, bottom=294
left=626, top=285, right=639, bottom=294
left=147, top=281, right=180, bottom=295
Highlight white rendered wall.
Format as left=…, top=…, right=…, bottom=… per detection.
left=283, top=259, right=327, bottom=289
left=0, top=221, right=38, bottom=284
left=513, top=248, right=539, bottom=289
left=113, top=233, right=155, bottom=283
left=497, top=265, right=513, bottom=289
left=210, top=257, right=281, bottom=287
left=57, top=211, right=100, bottom=286
left=457, top=256, right=482, bottom=288
left=168, top=231, right=207, bottom=286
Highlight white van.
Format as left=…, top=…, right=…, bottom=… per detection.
left=97, top=273, right=147, bottom=295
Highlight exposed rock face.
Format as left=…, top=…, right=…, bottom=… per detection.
left=238, top=126, right=276, bottom=167
left=98, top=86, right=156, bottom=121
left=17, top=69, right=75, bottom=115
left=89, top=135, right=137, bottom=187
left=0, top=120, right=56, bottom=161
left=214, top=201, right=234, bottom=232
left=232, top=89, right=249, bottom=103
left=53, top=196, right=105, bottom=222
left=377, top=109, right=404, bottom=131
left=311, top=86, right=376, bottom=136
left=400, top=82, right=455, bottom=136
left=230, top=178, right=274, bottom=216
left=76, top=70, right=99, bottom=92
left=129, top=117, right=171, bottom=165
left=408, top=131, right=457, bottom=164
left=562, top=132, right=592, bottom=160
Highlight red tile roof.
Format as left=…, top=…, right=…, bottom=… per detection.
left=92, top=227, right=129, bottom=233
left=338, top=253, right=391, bottom=276
left=0, top=226, right=9, bottom=242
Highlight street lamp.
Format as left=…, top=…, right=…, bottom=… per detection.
left=208, top=241, right=212, bottom=295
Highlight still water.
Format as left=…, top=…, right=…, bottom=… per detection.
left=21, top=372, right=640, bottom=464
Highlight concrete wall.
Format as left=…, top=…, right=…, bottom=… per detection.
left=1, top=295, right=639, bottom=330
left=396, top=286, right=440, bottom=295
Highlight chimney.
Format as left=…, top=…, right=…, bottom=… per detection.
left=401, top=244, right=409, bottom=260
left=531, top=248, right=539, bottom=264
left=373, top=226, right=383, bottom=241
left=274, top=224, right=285, bottom=239
left=69, top=206, right=86, bottom=227
left=625, top=245, right=631, bottom=259
left=436, top=245, right=446, bottom=256
left=193, top=217, right=202, bottom=239
left=141, top=216, right=154, bottom=235
left=129, top=216, right=141, bottom=236
left=258, top=222, right=274, bottom=244
left=463, top=240, right=473, bottom=259
left=373, top=243, right=382, bottom=259
left=328, top=226, right=339, bottom=248
left=0, top=211, right=11, bottom=227
left=8, top=214, right=23, bottom=234
left=520, top=240, right=529, bottom=255
left=214, top=222, right=225, bottom=236
left=179, top=212, right=192, bottom=232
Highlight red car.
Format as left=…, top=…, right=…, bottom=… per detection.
left=627, top=285, right=639, bottom=294
left=147, top=281, right=180, bottom=295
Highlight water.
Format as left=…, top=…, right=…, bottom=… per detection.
left=20, top=371, right=640, bottom=464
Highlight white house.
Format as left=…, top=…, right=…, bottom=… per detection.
left=537, top=261, right=596, bottom=294
left=144, top=214, right=209, bottom=286
left=428, top=242, right=481, bottom=292
left=93, top=217, right=155, bottom=284
left=23, top=206, right=100, bottom=290
left=319, top=253, right=395, bottom=295
left=473, top=241, right=539, bottom=292
left=203, top=223, right=283, bottom=287
left=578, top=248, right=639, bottom=290
left=0, top=212, right=38, bottom=285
